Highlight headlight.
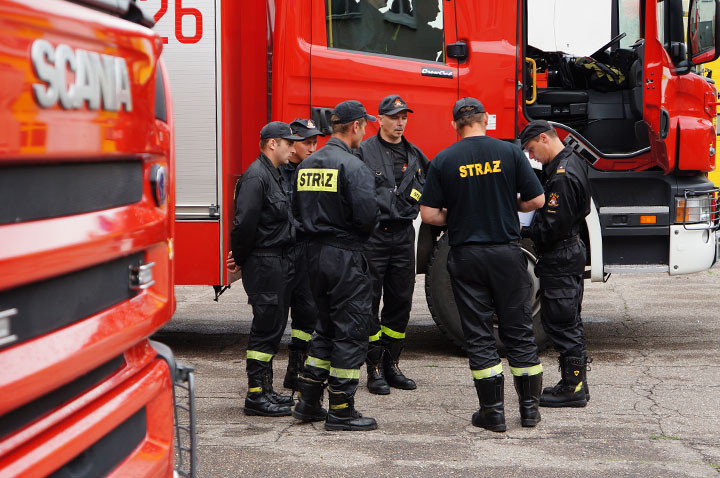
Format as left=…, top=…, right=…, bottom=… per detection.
left=676, top=194, right=713, bottom=223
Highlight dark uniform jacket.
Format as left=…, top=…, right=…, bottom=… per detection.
left=528, top=145, right=591, bottom=255
left=357, top=134, right=429, bottom=223
left=279, top=160, right=300, bottom=204
left=231, top=153, right=294, bottom=265
left=294, top=137, right=378, bottom=245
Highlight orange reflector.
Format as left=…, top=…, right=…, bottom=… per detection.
left=640, top=215, right=657, bottom=224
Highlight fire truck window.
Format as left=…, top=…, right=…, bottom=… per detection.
left=325, top=0, right=445, bottom=63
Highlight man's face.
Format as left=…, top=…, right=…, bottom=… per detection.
left=290, top=136, right=318, bottom=162
left=350, top=120, right=367, bottom=149
left=524, top=134, right=552, bottom=164
left=274, top=138, right=296, bottom=165
left=379, top=112, right=408, bottom=142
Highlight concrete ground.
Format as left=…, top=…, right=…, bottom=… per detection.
left=155, top=268, right=720, bottom=477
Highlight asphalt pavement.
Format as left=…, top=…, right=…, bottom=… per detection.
left=155, top=268, right=720, bottom=477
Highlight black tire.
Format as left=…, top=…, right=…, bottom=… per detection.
left=424, top=234, right=548, bottom=354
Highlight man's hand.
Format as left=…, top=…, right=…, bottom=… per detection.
left=227, top=251, right=242, bottom=281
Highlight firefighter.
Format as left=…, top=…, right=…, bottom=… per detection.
left=229, top=121, right=303, bottom=417
left=419, top=98, right=546, bottom=432
left=519, top=120, right=592, bottom=408
left=279, top=119, right=324, bottom=391
left=291, top=100, right=380, bottom=431
left=356, top=95, right=429, bottom=395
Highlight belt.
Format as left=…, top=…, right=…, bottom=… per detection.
left=378, top=220, right=412, bottom=233
left=249, top=246, right=291, bottom=257
left=539, top=235, right=579, bottom=253
left=454, top=240, right=519, bottom=248
left=311, top=235, right=363, bottom=251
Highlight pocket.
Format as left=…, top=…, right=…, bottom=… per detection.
left=345, top=300, right=372, bottom=340
left=248, top=292, right=279, bottom=306
left=541, top=287, right=579, bottom=321
left=266, top=192, right=289, bottom=220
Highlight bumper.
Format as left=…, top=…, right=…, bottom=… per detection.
left=669, top=225, right=718, bottom=274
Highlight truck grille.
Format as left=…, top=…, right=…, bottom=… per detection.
left=0, top=253, right=144, bottom=351
left=0, top=161, right=142, bottom=225
left=0, top=355, right=124, bottom=440
left=49, top=407, right=146, bottom=478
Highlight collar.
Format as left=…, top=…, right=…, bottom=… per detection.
left=377, top=131, right=406, bottom=150
left=259, top=153, right=281, bottom=180
left=326, top=136, right=353, bottom=153
left=544, top=145, right=574, bottom=179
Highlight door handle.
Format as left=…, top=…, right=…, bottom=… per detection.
left=660, top=108, right=670, bottom=139
left=446, top=41, right=468, bottom=62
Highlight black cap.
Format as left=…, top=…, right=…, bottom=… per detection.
left=378, top=95, right=414, bottom=115
left=519, top=120, right=554, bottom=148
left=290, top=118, right=324, bottom=138
left=260, top=121, right=304, bottom=141
left=452, top=97, right=485, bottom=121
left=331, top=100, right=377, bottom=124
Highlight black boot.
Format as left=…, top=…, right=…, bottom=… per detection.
left=383, top=340, right=416, bottom=390
left=325, top=389, right=378, bottom=431
left=283, top=343, right=309, bottom=391
left=472, top=375, right=506, bottom=432
left=244, top=374, right=292, bottom=417
left=513, top=373, right=543, bottom=427
left=366, top=346, right=390, bottom=395
left=540, top=356, right=587, bottom=408
left=267, top=363, right=294, bottom=405
left=292, top=375, right=327, bottom=422
left=543, top=355, right=592, bottom=402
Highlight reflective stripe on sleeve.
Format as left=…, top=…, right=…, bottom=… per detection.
left=369, top=331, right=382, bottom=342
left=471, top=363, right=503, bottom=380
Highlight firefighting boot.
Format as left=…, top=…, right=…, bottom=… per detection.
left=292, top=375, right=327, bottom=422
left=243, top=374, right=292, bottom=417
left=283, top=341, right=309, bottom=391
left=366, top=345, right=390, bottom=395
left=513, top=372, right=543, bottom=427
left=267, top=364, right=294, bottom=405
left=540, top=356, right=587, bottom=407
left=472, top=375, right=506, bottom=432
left=325, top=389, right=378, bottom=431
left=383, top=340, right=417, bottom=390
left=543, top=355, right=592, bottom=402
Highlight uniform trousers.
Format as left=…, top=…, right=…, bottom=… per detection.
left=287, top=241, right=317, bottom=345
left=447, top=243, right=540, bottom=373
left=303, top=241, right=372, bottom=394
left=242, top=251, right=291, bottom=377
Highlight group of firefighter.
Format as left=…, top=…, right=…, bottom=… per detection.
left=228, top=93, right=592, bottom=432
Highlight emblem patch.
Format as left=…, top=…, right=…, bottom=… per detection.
left=548, top=192, right=560, bottom=208
left=307, top=119, right=316, bottom=128
left=394, top=98, right=405, bottom=108
left=401, top=163, right=407, bottom=172
left=410, top=189, right=422, bottom=201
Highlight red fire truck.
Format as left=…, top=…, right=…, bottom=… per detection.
left=0, top=1, right=194, bottom=476
left=144, top=0, right=720, bottom=349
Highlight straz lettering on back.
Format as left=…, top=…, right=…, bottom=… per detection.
left=297, top=168, right=339, bottom=192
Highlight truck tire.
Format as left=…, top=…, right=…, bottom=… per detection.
left=425, top=234, right=548, bottom=354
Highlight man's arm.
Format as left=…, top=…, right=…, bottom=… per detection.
left=230, top=176, right=264, bottom=266
left=518, top=193, right=545, bottom=212
left=420, top=205, right=447, bottom=226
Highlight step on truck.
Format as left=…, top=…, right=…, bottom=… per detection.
left=0, top=1, right=195, bottom=476
left=145, top=0, right=720, bottom=350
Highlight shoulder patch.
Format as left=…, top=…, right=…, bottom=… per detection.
left=557, top=167, right=566, bottom=174
left=548, top=192, right=560, bottom=208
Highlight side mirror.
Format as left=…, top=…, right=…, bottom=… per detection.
left=687, top=0, right=720, bottom=65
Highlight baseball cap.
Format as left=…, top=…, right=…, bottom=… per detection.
left=519, top=120, right=554, bottom=148
left=331, top=100, right=377, bottom=124
left=378, top=95, right=414, bottom=115
left=260, top=121, right=304, bottom=141
left=290, top=118, right=324, bottom=138
left=452, top=97, right=485, bottom=121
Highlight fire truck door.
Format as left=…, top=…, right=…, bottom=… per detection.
left=309, top=0, right=459, bottom=159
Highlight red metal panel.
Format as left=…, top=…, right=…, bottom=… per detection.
left=175, top=221, right=220, bottom=285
